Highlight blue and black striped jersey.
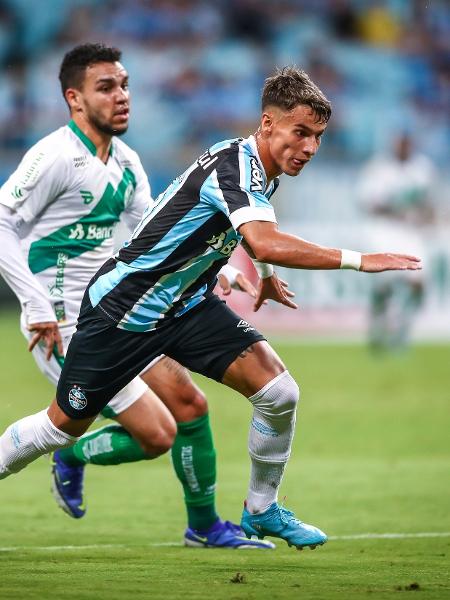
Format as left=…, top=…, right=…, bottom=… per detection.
left=88, top=136, right=279, bottom=332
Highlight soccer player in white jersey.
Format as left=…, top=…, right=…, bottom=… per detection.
left=0, top=43, right=278, bottom=549
left=0, top=64, right=421, bottom=550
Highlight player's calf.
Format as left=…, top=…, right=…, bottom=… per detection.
left=246, top=371, right=299, bottom=513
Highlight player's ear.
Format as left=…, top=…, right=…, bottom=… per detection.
left=65, top=88, right=82, bottom=112
left=260, top=111, right=273, bottom=137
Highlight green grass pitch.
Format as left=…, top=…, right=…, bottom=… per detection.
left=0, top=308, right=449, bottom=599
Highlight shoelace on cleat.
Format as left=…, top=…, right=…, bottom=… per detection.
left=278, top=506, right=304, bottom=527
left=223, top=521, right=243, bottom=535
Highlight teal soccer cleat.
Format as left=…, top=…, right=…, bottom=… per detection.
left=241, top=502, right=327, bottom=550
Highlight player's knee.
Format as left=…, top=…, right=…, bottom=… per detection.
left=137, top=418, right=176, bottom=458
left=173, top=387, right=208, bottom=422
left=249, top=371, right=299, bottom=421
left=139, top=429, right=174, bottom=458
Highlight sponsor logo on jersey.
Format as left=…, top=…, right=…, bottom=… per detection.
left=207, top=232, right=226, bottom=250
left=206, top=231, right=238, bottom=256
left=119, top=159, right=133, bottom=168
left=123, top=181, right=134, bottom=208
left=198, top=149, right=218, bottom=170
left=73, top=155, right=88, bottom=168
left=48, top=252, right=68, bottom=297
left=249, top=157, right=264, bottom=193
left=20, top=153, right=45, bottom=185
left=237, top=319, right=255, bottom=333
left=68, top=386, right=87, bottom=411
left=69, top=223, right=85, bottom=240
left=11, top=152, right=45, bottom=199
left=68, top=223, right=115, bottom=241
left=54, top=300, right=67, bottom=323
left=80, top=190, right=95, bottom=204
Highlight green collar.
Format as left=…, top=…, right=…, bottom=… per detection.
left=68, top=120, right=113, bottom=157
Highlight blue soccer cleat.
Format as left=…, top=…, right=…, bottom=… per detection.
left=241, top=502, right=327, bottom=550
left=184, top=519, right=275, bottom=549
left=51, top=450, right=86, bottom=519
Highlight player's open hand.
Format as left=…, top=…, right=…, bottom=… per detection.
left=361, top=253, right=422, bottom=273
left=218, top=267, right=257, bottom=298
left=254, top=273, right=297, bottom=312
left=27, top=321, right=63, bottom=361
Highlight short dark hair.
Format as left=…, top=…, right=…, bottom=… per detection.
left=59, top=43, right=122, bottom=96
left=262, top=66, right=332, bottom=123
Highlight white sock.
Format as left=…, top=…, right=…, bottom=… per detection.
left=245, top=371, right=299, bottom=514
left=0, top=409, right=77, bottom=479
left=247, top=459, right=285, bottom=514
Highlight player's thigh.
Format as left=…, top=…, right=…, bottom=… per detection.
left=56, top=305, right=168, bottom=420
left=140, top=356, right=207, bottom=419
left=114, top=387, right=176, bottom=450
left=166, top=295, right=283, bottom=394
left=221, top=340, right=286, bottom=398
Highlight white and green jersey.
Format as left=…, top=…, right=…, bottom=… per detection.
left=0, top=120, right=150, bottom=333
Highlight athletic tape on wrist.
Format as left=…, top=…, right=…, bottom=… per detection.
left=340, top=249, right=362, bottom=270
left=252, top=260, right=274, bottom=279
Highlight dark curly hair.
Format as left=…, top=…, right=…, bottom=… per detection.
left=262, top=66, right=332, bottom=123
left=59, top=43, right=122, bottom=97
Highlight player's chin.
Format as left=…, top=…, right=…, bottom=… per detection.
left=112, top=124, right=129, bottom=137
left=284, top=164, right=304, bottom=177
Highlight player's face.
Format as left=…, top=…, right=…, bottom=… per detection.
left=78, top=61, right=130, bottom=136
left=263, top=105, right=327, bottom=177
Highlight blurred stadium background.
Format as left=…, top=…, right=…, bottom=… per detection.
left=0, top=0, right=449, bottom=341
left=0, top=4, right=449, bottom=597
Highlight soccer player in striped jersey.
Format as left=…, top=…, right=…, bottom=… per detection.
left=0, top=64, right=421, bottom=550
left=0, top=43, right=275, bottom=549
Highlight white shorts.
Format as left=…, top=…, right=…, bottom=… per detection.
left=20, top=316, right=164, bottom=417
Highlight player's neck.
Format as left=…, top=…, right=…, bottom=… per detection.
left=254, top=131, right=281, bottom=182
left=71, top=115, right=112, bottom=164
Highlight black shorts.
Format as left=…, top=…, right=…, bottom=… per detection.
left=56, top=294, right=265, bottom=419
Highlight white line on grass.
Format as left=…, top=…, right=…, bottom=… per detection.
left=329, top=532, right=450, bottom=541
left=0, top=532, right=449, bottom=552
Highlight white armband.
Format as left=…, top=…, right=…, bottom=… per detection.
left=252, top=260, right=274, bottom=279
left=340, top=249, right=362, bottom=271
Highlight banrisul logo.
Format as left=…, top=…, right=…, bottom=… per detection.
left=68, top=386, right=87, bottom=410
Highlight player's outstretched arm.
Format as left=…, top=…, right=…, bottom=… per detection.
left=0, top=205, right=63, bottom=359
left=239, top=221, right=422, bottom=273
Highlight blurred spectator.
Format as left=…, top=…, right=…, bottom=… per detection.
left=358, top=133, right=438, bottom=352
left=0, top=0, right=448, bottom=182
left=358, top=2, right=402, bottom=48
